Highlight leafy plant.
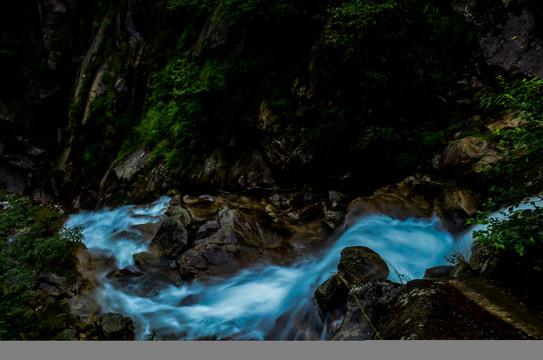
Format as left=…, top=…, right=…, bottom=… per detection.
left=468, top=200, right=543, bottom=262
left=0, top=192, right=83, bottom=339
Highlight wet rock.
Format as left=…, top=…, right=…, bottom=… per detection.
left=106, top=268, right=143, bottom=279
left=345, top=182, right=433, bottom=226
left=314, top=274, right=349, bottom=314
left=423, top=265, right=455, bottom=279
left=337, top=247, right=389, bottom=287
left=94, top=313, right=135, bottom=340
left=314, top=247, right=389, bottom=314
left=439, top=186, right=480, bottom=232
left=151, top=216, right=189, bottom=258
left=133, top=252, right=160, bottom=267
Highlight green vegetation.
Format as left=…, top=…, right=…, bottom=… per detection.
left=126, top=0, right=476, bottom=179
left=0, top=191, right=82, bottom=340
left=475, top=76, right=543, bottom=205
left=468, top=76, right=543, bottom=264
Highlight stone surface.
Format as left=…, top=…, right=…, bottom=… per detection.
left=337, top=247, right=389, bottom=287
left=93, top=313, right=135, bottom=340
left=481, top=9, right=543, bottom=78
left=423, top=265, right=455, bottom=279
left=437, top=136, right=499, bottom=175
left=333, top=279, right=536, bottom=340
left=345, top=182, right=433, bottom=227
left=314, top=246, right=389, bottom=314
left=314, top=274, right=349, bottom=314
left=150, top=217, right=189, bottom=258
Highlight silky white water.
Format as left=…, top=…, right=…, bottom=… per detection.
left=65, top=196, right=494, bottom=340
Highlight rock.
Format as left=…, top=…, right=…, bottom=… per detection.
left=180, top=148, right=275, bottom=190
left=437, top=136, right=499, bottom=175
left=345, top=182, right=433, bottom=227
left=314, top=246, right=389, bottom=314
left=0, top=163, right=29, bottom=195
left=178, top=205, right=293, bottom=278
left=93, top=313, right=135, bottom=340
left=133, top=252, right=160, bottom=267
left=485, top=111, right=527, bottom=132
left=480, top=9, right=543, bottom=78
left=150, top=217, right=189, bottom=258
left=326, top=190, right=348, bottom=211
left=423, top=265, right=455, bottom=279
left=314, top=274, right=349, bottom=314
left=114, top=149, right=150, bottom=182
left=37, top=0, right=76, bottom=70
left=333, top=279, right=535, bottom=340
left=184, top=197, right=225, bottom=222
left=332, top=280, right=401, bottom=340
left=258, top=121, right=314, bottom=171
left=337, top=247, right=389, bottom=287
left=106, top=268, right=143, bottom=279
left=322, top=210, right=344, bottom=231
left=98, top=149, right=151, bottom=206
left=439, top=186, right=480, bottom=232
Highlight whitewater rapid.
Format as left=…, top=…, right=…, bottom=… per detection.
left=66, top=196, right=517, bottom=340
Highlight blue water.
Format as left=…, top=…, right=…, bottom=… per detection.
left=66, top=196, right=488, bottom=340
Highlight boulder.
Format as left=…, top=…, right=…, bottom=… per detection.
left=150, top=217, right=189, bottom=258
left=345, top=182, right=433, bottom=227
left=436, top=136, right=499, bottom=176
left=314, top=246, right=389, bottom=314
left=423, top=265, right=455, bottom=279
left=337, top=247, right=389, bottom=286
left=333, top=279, right=535, bottom=340
left=314, top=274, right=349, bottom=314
left=93, top=313, right=135, bottom=340
left=438, top=186, right=480, bottom=232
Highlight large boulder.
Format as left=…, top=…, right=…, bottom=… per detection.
left=337, top=247, right=390, bottom=286
left=332, top=279, right=536, bottom=340
left=314, top=246, right=389, bottom=314
left=177, top=206, right=293, bottom=278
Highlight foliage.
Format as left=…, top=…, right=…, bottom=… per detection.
left=468, top=200, right=543, bottom=263
left=475, top=76, right=543, bottom=206
left=468, top=76, right=543, bottom=264
left=0, top=192, right=82, bottom=339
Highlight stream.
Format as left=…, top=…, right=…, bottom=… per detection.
left=66, top=196, right=540, bottom=340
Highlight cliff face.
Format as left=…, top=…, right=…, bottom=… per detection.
left=1, top=0, right=543, bottom=210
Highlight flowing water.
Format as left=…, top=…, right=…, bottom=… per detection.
left=67, top=196, right=543, bottom=340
